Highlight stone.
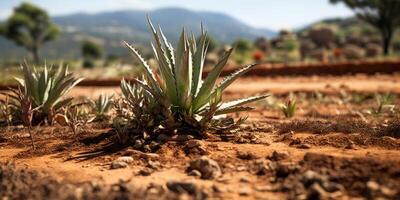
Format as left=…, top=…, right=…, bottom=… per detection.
left=184, top=140, right=209, bottom=155
left=297, top=143, right=311, bottom=149
left=254, top=160, right=273, bottom=175
left=147, top=160, right=160, bottom=169
left=238, top=187, right=252, bottom=196
left=115, top=156, right=133, bottom=164
left=189, top=156, right=222, bottom=180
left=366, top=181, right=380, bottom=191
left=187, top=170, right=202, bottom=177
left=239, top=176, right=251, bottom=183
left=133, top=139, right=144, bottom=149
left=172, top=135, right=195, bottom=142
left=185, top=140, right=204, bottom=148
left=138, top=168, right=153, bottom=176
left=237, top=151, right=258, bottom=160
left=275, top=163, right=300, bottom=178
left=269, top=150, right=289, bottom=161
left=307, top=183, right=329, bottom=200
left=255, top=185, right=277, bottom=192
left=110, top=161, right=128, bottom=169
left=166, top=181, right=197, bottom=195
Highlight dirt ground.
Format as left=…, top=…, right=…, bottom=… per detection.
left=1, top=74, right=400, bottom=200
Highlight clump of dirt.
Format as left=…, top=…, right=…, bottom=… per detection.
left=269, top=153, right=400, bottom=199
left=0, top=162, right=180, bottom=200
left=277, top=117, right=374, bottom=135
left=377, top=118, right=400, bottom=138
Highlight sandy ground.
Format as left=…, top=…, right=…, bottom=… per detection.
left=1, top=74, right=400, bottom=199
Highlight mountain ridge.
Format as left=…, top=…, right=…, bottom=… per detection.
left=0, top=7, right=276, bottom=60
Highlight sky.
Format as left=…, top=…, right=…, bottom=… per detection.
left=0, top=0, right=354, bottom=31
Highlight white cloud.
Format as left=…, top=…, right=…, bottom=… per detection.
left=103, top=0, right=150, bottom=11
left=0, top=9, right=12, bottom=20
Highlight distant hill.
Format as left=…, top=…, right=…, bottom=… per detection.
left=0, top=7, right=276, bottom=60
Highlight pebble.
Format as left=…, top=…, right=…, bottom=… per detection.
left=238, top=187, right=252, bottom=196
left=110, top=161, right=128, bottom=169
left=188, top=170, right=202, bottom=177
left=188, top=156, right=222, bottom=180
left=269, top=150, right=289, bottom=161
left=297, top=143, right=311, bottom=149
left=166, top=181, right=197, bottom=195
left=115, top=156, right=133, bottom=164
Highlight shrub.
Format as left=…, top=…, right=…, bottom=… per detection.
left=9, top=63, right=83, bottom=124
left=120, top=19, right=268, bottom=140
left=91, top=94, right=113, bottom=121
left=279, top=99, right=297, bottom=118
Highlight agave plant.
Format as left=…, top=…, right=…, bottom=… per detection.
left=279, top=99, right=297, bottom=118
left=121, top=19, right=268, bottom=137
left=91, top=94, right=113, bottom=121
left=8, top=87, right=38, bottom=149
left=0, top=94, right=12, bottom=126
left=13, top=63, right=83, bottom=124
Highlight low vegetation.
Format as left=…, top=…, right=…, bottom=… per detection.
left=117, top=20, right=267, bottom=146
left=9, top=63, right=83, bottom=125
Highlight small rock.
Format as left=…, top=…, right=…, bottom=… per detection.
left=254, top=159, right=275, bottom=175
left=345, top=143, right=357, bottom=150
left=188, top=170, right=202, bottom=177
left=212, top=184, right=225, bottom=193
left=366, top=181, right=380, bottom=191
left=381, top=186, right=396, bottom=196
left=138, top=168, right=153, bottom=176
left=239, top=176, right=251, bottom=183
left=166, top=181, right=197, bottom=195
left=236, top=166, right=248, bottom=172
left=297, top=143, right=311, bottom=149
left=188, top=156, right=222, bottom=180
left=184, top=140, right=209, bottom=155
left=275, top=162, right=300, bottom=178
left=237, top=151, right=258, bottom=160
left=133, top=139, right=144, bottom=149
left=116, top=156, right=134, bottom=164
left=269, top=150, right=289, bottom=161
left=142, top=145, right=152, bottom=152
left=147, top=160, right=161, bottom=169
left=185, top=140, right=204, bottom=148
left=255, top=185, right=277, bottom=192
left=142, top=153, right=160, bottom=160
left=307, top=183, right=329, bottom=200
left=110, top=161, right=128, bottom=169
left=238, top=187, right=252, bottom=196
left=172, top=135, right=195, bottom=142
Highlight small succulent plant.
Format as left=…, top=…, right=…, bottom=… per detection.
left=8, top=87, right=39, bottom=149
left=370, top=93, right=395, bottom=116
left=55, top=103, right=93, bottom=138
left=279, top=99, right=297, bottom=118
left=0, top=94, right=12, bottom=126
left=121, top=18, right=268, bottom=139
left=91, top=94, right=113, bottom=121
left=12, top=63, right=83, bottom=124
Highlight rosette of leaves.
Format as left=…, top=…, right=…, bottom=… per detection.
left=121, top=19, right=268, bottom=138
left=91, top=94, right=113, bottom=121
left=10, top=63, right=83, bottom=124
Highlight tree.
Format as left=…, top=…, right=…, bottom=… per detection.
left=82, top=40, right=103, bottom=59
left=330, top=0, right=400, bottom=55
left=233, top=39, right=253, bottom=52
left=81, top=39, right=103, bottom=68
left=0, top=3, right=60, bottom=63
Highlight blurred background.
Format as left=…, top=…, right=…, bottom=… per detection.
left=1, top=0, right=400, bottom=83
